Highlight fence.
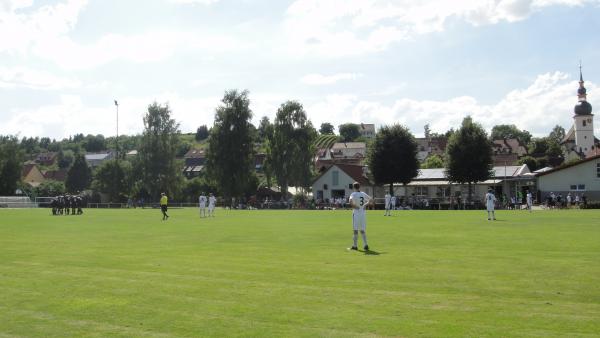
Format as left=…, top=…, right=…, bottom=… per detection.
left=0, top=196, right=37, bottom=208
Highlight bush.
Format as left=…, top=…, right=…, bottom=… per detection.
left=580, top=202, right=600, bottom=209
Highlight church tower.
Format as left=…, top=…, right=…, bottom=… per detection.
left=573, top=64, right=594, bottom=154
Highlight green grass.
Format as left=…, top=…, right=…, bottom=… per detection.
left=1, top=208, right=600, bottom=337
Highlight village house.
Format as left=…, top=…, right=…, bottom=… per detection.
left=536, top=154, right=600, bottom=201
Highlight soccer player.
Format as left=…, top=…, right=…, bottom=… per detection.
left=160, top=192, right=169, bottom=220
left=384, top=192, right=391, bottom=216
left=348, top=182, right=371, bottom=251
left=485, top=188, right=496, bottom=221
left=391, top=195, right=396, bottom=211
left=208, top=193, right=217, bottom=217
left=199, top=192, right=207, bottom=218
left=526, top=190, right=533, bottom=212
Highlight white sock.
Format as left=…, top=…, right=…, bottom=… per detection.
left=353, top=233, right=358, bottom=247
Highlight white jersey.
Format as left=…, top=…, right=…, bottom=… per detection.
left=384, top=194, right=391, bottom=208
left=208, top=196, right=216, bottom=207
left=526, top=193, right=532, bottom=204
left=391, top=196, right=396, bottom=206
left=485, top=192, right=496, bottom=211
left=349, top=191, right=371, bottom=212
left=199, top=195, right=207, bottom=207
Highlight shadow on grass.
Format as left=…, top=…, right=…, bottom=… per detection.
left=360, top=249, right=383, bottom=255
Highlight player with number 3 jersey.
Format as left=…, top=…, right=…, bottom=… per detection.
left=348, top=182, right=372, bottom=251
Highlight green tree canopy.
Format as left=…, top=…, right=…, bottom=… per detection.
left=92, top=159, right=132, bottom=202
left=66, top=153, right=91, bottom=193
left=490, top=124, right=532, bottom=145
left=195, top=125, right=209, bottom=141
left=319, top=122, right=335, bottom=135
left=421, top=154, right=444, bottom=169
left=549, top=125, right=566, bottom=144
left=136, top=102, right=184, bottom=200
left=34, top=180, right=66, bottom=197
left=367, top=124, right=419, bottom=195
left=338, top=123, right=361, bottom=142
left=445, top=116, right=493, bottom=202
left=206, top=90, right=256, bottom=203
left=0, top=136, right=24, bottom=195
left=267, top=101, right=317, bottom=195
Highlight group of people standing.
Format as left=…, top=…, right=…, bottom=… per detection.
left=198, top=192, right=217, bottom=218
left=383, top=193, right=398, bottom=216
left=546, top=192, right=586, bottom=209
left=50, top=194, right=84, bottom=216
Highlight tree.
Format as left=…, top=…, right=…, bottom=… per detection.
left=258, top=116, right=273, bottom=141
left=549, top=125, right=566, bottom=144
left=57, top=149, right=74, bottom=169
left=66, top=153, right=92, bottom=193
left=137, top=102, right=184, bottom=200
left=421, top=154, right=444, bottom=169
left=34, top=180, right=66, bottom=197
left=528, top=138, right=549, bottom=157
left=367, top=124, right=419, bottom=195
left=319, top=122, right=335, bottom=135
left=267, top=101, right=317, bottom=196
left=424, top=124, right=431, bottom=139
left=445, top=116, right=493, bottom=204
left=0, top=136, right=24, bottom=195
left=92, top=159, right=132, bottom=202
left=517, top=156, right=539, bottom=171
left=490, top=124, right=532, bottom=145
left=83, top=134, right=106, bottom=152
left=338, top=123, right=361, bottom=142
left=206, top=90, right=255, bottom=203
left=195, top=125, right=209, bottom=141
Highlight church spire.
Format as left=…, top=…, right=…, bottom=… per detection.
left=574, top=61, right=592, bottom=115
left=578, top=61, right=587, bottom=101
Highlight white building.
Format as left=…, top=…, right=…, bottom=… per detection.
left=537, top=154, right=600, bottom=201
left=562, top=66, right=599, bottom=159
left=312, top=164, right=375, bottom=202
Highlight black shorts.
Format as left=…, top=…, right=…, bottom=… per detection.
left=161, top=205, right=168, bottom=212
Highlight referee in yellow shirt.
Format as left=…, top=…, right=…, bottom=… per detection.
left=160, top=192, right=169, bottom=220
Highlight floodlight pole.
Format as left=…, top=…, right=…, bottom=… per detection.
left=114, top=99, right=119, bottom=161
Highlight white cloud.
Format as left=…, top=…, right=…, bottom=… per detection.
left=0, top=0, right=242, bottom=70
left=305, top=72, right=599, bottom=137
left=3, top=72, right=597, bottom=140
left=284, top=0, right=599, bottom=57
left=167, top=0, right=220, bottom=4
left=301, top=73, right=362, bottom=85
left=0, top=66, right=81, bottom=90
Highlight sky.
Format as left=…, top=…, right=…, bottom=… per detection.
left=1, top=0, right=600, bottom=140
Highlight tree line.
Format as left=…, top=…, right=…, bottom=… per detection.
left=0, top=88, right=566, bottom=203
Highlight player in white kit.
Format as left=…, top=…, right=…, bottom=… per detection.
left=199, top=193, right=207, bottom=218
left=526, top=190, right=533, bottom=212
left=391, top=195, right=396, bottom=211
left=384, top=193, right=391, bottom=216
left=485, top=188, right=497, bottom=221
left=349, top=182, right=372, bottom=251
left=208, top=193, right=217, bottom=217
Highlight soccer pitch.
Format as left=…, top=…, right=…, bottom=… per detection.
left=1, top=208, right=599, bottom=337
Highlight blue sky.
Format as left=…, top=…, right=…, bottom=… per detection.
left=1, top=0, right=599, bottom=139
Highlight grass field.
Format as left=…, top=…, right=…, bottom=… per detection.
left=1, top=208, right=600, bottom=337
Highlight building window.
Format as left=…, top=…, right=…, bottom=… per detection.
left=414, top=186, right=429, bottom=197
left=597, top=163, right=600, bottom=178
left=436, top=186, right=451, bottom=199
left=570, top=185, right=577, bottom=190
left=578, top=184, right=585, bottom=191
left=349, top=183, right=353, bottom=189
left=583, top=120, right=587, bottom=127
left=332, top=171, right=339, bottom=186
